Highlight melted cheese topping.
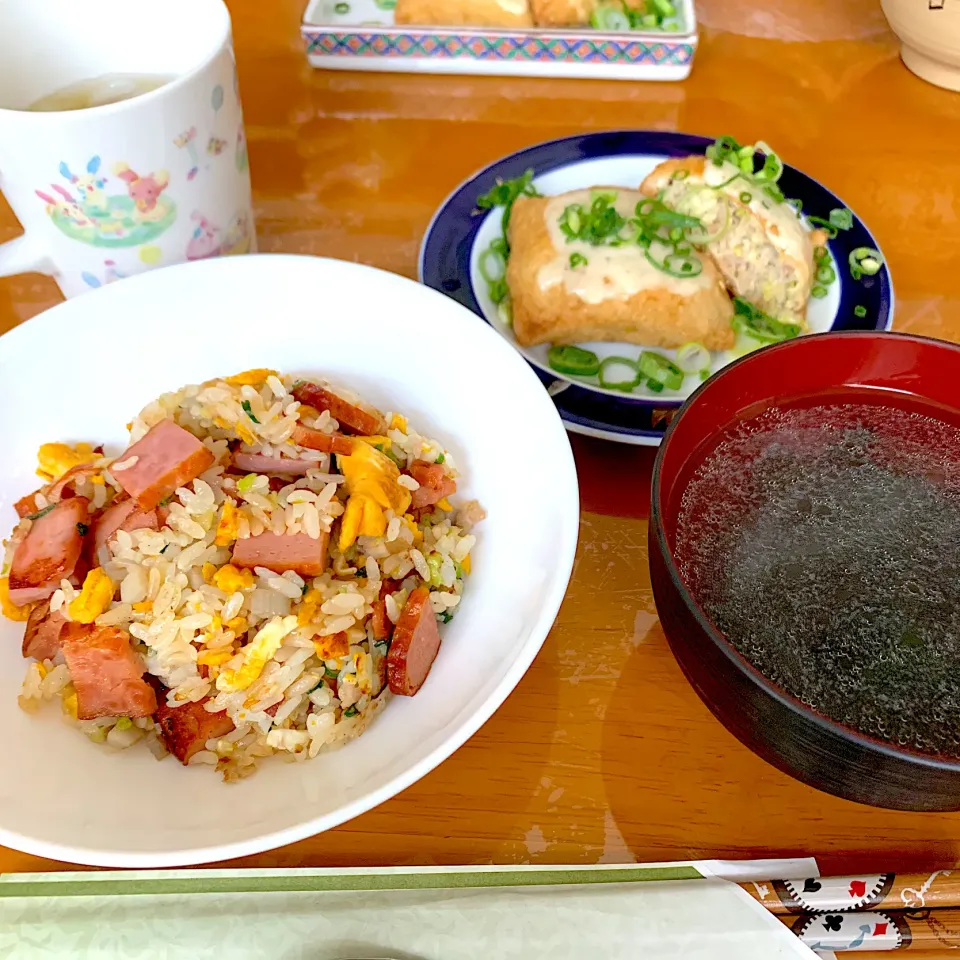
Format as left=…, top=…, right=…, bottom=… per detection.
left=536, top=189, right=713, bottom=305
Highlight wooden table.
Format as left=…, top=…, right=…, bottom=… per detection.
left=3, top=0, right=960, bottom=948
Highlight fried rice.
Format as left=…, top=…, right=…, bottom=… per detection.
left=4, top=369, right=483, bottom=780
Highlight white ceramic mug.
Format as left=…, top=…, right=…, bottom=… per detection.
left=0, top=0, right=255, bottom=298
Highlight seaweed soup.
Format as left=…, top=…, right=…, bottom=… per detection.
left=675, top=396, right=960, bottom=758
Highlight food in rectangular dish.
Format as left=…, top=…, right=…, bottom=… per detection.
left=394, top=0, right=681, bottom=29
left=5, top=370, right=483, bottom=780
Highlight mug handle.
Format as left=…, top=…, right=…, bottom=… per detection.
left=0, top=234, right=53, bottom=279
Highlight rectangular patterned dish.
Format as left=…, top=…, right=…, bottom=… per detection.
left=301, top=0, right=698, bottom=80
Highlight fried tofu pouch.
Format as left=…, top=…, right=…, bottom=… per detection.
left=530, top=0, right=646, bottom=27
left=640, top=156, right=827, bottom=328
left=394, top=0, right=533, bottom=27
left=505, top=188, right=735, bottom=351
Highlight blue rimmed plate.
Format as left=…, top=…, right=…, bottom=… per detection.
left=419, top=130, right=894, bottom=446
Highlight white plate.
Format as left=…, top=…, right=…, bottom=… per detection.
left=0, top=254, right=579, bottom=866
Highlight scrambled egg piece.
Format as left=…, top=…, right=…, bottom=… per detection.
left=0, top=577, right=33, bottom=621
left=338, top=443, right=412, bottom=550
left=68, top=568, right=114, bottom=624
left=225, top=368, right=278, bottom=386
left=390, top=413, right=407, bottom=433
left=226, top=616, right=248, bottom=635
left=62, top=689, right=78, bottom=720
left=36, top=442, right=97, bottom=483
left=212, top=563, right=255, bottom=594
left=298, top=588, right=323, bottom=627
left=132, top=600, right=153, bottom=613
left=402, top=513, right=423, bottom=544
left=217, top=614, right=298, bottom=693
left=198, top=649, right=234, bottom=667
left=215, top=500, right=239, bottom=546
left=314, top=631, right=350, bottom=660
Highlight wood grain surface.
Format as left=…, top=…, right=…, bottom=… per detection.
left=2, top=5, right=960, bottom=956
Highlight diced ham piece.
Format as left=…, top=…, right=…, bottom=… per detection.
left=292, top=382, right=385, bottom=436
left=408, top=461, right=457, bottom=510
left=21, top=601, right=69, bottom=661
left=291, top=424, right=355, bottom=456
left=91, top=499, right=159, bottom=557
left=61, top=625, right=157, bottom=719
left=47, top=464, right=101, bottom=502
left=232, top=452, right=323, bottom=476
left=387, top=586, right=442, bottom=696
left=8, top=497, right=89, bottom=605
left=14, top=489, right=42, bottom=519
left=231, top=530, right=330, bottom=577
left=150, top=679, right=234, bottom=764
left=111, top=419, right=215, bottom=510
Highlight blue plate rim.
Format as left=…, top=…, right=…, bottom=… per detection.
left=419, top=130, right=895, bottom=445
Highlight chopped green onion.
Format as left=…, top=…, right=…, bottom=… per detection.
left=661, top=18, right=681, bottom=30
left=699, top=369, right=710, bottom=381
left=598, top=356, right=642, bottom=392
left=114, top=717, right=133, bottom=731
left=241, top=400, right=260, bottom=424
left=705, top=135, right=742, bottom=166
left=438, top=610, right=454, bottom=624
left=76, top=522, right=89, bottom=536
left=675, top=342, right=711, bottom=375
left=811, top=285, right=828, bottom=299
left=854, top=305, right=867, bottom=319
left=324, top=665, right=339, bottom=679
left=436, top=453, right=445, bottom=464
left=344, top=705, right=359, bottom=717
left=569, top=252, right=588, bottom=269
left=739, top=191, right=752, bottom=203
left=814, top=245, right=829, bottom=263
left=334, top=1, right=350, bottom=11
left=547, top=344, right=601, bottom=378
left=638, top=351, right=684, bottom=391
left=674, top=170, right=689, bottom=181
left=816, top=264, right=836, bottom=284
left=24, top=504, right=55, bottom=521
left=830, top=208, right=853, bottom=230
left=590, top=3, right=631, bottom=30
left=649, top=0, right=675, bottom=15
left=732, top=297, right=801, bottom=343
left=849, top=246, right=884, bottom=279
left=426, top=553, right=443, bottom=587
left=237, top=473, right=257, bottom=494
left=806, top=216, right=838, bottom=239
left=479, top=246, right=506, bottom=285
left=647, top=379, right=665, bottom=393
left=476, top=170, right=540, bottom=249
left=488, top=278, right=509, bottom=304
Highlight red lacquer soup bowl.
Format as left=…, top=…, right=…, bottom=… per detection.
left=650, top=331, right=960, bottom=811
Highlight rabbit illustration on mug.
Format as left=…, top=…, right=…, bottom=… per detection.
left=59, top=157, right=108, bottom=215
left=112, top=163, right=170, bottom=221
left=35, top=186, right=94, bottom=228
left=186, top=210, right=222, bottom=260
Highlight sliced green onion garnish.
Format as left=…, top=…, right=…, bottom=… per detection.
left=476, top=169, right=540, bottom=243
left=849, top=246, right=884, bottom=279
left=569, top=252, right=588, bottom=269
left=25, top=504, right=56, bottom=521
left=241, top=400, right=260, bottom=424
left=805, top=216, right=838, bottom=239
left=334, top=1, right=350, bottom=11
left=638, top=351, right=684, bottom=391
left=830, top=208, right=853, bottom=230
left=489, top=278, right=508, bottom=304
left=661, top=18, right=681, bottom=30
left=590, top=3, right=631, bottom=29
left=674, top=169, right=689, bottom=181
left=675, top=342, right=711, bottom=375
left=814, top=245, right=829, bottom=263
left=647, top=379, right=664, bottom=393
left=854, top=305, right=867, bottom=318
left=479, top=246, right=505, bottom=285
left=699, top=369, right=710, bottom=381
left=811, top=285, right=828, bottom=299
left=649, top=0, right=675, bottom=16
left=816, top=264, right=836, bottom=284
left=599, top=356, right=642, bottom=391
left=732, top=297, right=801, bottom=343
left=548, top=344, right=601, bottom=378
left=739, top=191, right=752, bottom=203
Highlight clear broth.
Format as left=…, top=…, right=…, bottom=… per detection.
left=675, top=400, right=960, bottom=758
